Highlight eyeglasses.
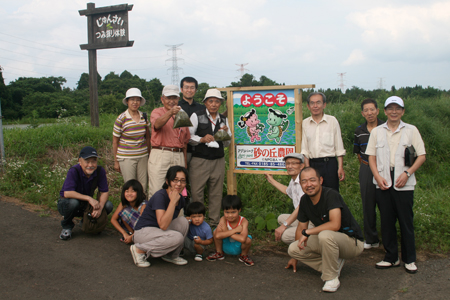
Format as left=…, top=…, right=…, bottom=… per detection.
left=286, top=162, right=302, bottom=167
left=309, top=101, right=323, bottom=107
left=386, top=107, right=403, bottom=112
left=182, top=86, right=196, bottom=90
left=172, top=179, right=187, bottom=184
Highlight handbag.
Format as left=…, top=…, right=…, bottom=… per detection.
left=405, top=145, right=417, bottom=167
left=82, top=204, right=108, bottom=234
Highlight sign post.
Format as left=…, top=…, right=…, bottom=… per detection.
left=79, top=3, right=134, bottom=127
left=219, top=84, right=315, bottom=195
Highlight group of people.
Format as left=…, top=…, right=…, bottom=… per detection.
left=56, top=80, right=426, bottom=293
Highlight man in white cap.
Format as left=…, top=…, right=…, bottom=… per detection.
left=188, top=89, right=231, bottom=226
left=147, top=85, right=191, bottom=198
left=265, top=153, right=311, bottom=244
left=366, top=96, right=426, bottom=274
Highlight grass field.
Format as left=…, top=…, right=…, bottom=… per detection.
left=1, top=94, right=449, bottom=253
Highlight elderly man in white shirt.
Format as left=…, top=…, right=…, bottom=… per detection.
left=188, top=89, right=232, bottom=227
left=301, top=92, right=346, bottom=192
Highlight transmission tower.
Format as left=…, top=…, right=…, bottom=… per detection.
left=377, top=77, right=384, bottom=90
left=337, top=72, right=346, bottom=92
left=165, top=44, right=184, bottom=85
left=236, top=63, right=249, bottom=78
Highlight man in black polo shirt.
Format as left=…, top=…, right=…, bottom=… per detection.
left=287, top=167, right=364, bottom=293
left=178, top=77, right=205, bottom=164
left=353, top=98, right=384, bottom=250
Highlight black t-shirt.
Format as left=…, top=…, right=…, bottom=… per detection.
left=178, top=98, right=205, bottom=117
left=297, top=187, right=363, bottom=241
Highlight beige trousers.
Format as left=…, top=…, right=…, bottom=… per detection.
left=189, top=157, right=225, bottom=226
left=288, top=230, right=363, bottom=281
left=118, top=155, right=148, bottom=193
left=147, top=149, right=185, bottom=198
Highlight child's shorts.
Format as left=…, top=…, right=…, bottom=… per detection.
left=184, top=236, right=205, bottom=254
left=222, top=235, right=252, bottom=255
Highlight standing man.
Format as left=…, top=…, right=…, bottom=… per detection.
left=287, top=167, right=364, bottom=293
left=353, top=98, right=384, bottom=250
left=147, top=85, right=190, bottom=198
left=178, top=77, right=205, bottom=164
left=188, top=89, right=231, bottom=227
left=264, top=153, right=310, bottom=244
left=366, top=96, right=426, bottom=274
left=57, top=146, right=113, bottom=240
left=301, top=92, right=346, bottom=192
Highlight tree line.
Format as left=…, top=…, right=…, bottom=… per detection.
left=0, top=70, right=446, bottom=120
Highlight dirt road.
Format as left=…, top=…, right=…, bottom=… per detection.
left=0, top=197, right=448, bottom=300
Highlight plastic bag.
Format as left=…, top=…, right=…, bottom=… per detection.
left=214, top=129, right=231, bottom=141
left=173, top=110, right=193, bottom=128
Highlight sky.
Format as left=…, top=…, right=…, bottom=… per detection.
left=1, top=0, right=449, bottom=91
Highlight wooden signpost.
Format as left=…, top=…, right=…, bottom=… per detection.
left=218, top=84, right=315, bottom=195
left=79, top=3, right=134, bottom=127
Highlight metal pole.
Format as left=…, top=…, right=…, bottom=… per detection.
left=0, top=97, right=6, bottom=172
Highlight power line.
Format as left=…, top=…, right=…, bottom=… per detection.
left=337, top=72, right=346, bottom=91
left=165, top=44, right=183, bottom=86
left=236, top=63, right=249, bottom=78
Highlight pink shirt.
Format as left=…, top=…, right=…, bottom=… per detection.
left=150, top=107, right=190, bottom=148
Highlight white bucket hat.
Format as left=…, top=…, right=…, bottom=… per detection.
left=203, top=89, right=224, bottom=102
left=123, top=88, right=146, bottom=106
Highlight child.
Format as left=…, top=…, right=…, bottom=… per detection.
left=111, top=179, right=147, bottom=244
left=184, top=202, right=214, bottom=261
left=206, top=195, right=254, bottom=266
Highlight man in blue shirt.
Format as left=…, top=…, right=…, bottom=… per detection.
left=57, top=146, right=113, bottom=240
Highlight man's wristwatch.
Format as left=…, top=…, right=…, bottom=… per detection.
left=404, top=171, right=411, bottom=178
left=302, top=229, right=310, bottom=238
left=282, top=221, right=288, bottom=227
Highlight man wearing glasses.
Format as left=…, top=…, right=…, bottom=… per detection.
left=188, top=89, right=231, bottom=227
left=265, top=153, right=313, bottom=244
left=178, top=77, right=204, bottom=164
left=366, top=96, right=426, bottom=274
left=147, top=85, right=190, bottom=198
left=301, top=92, right=346, bottom=192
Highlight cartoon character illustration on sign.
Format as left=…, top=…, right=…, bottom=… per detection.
left=266, top=108, right=289, bottom=144
left=237, top=109, right=265, bottom=143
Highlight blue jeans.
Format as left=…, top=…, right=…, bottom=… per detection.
left=57, top=198, right=113, bottom=229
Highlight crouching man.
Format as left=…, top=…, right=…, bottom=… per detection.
left=287, top=167, right=364, bottom=292
left=57, top=146, right=113, bottom=240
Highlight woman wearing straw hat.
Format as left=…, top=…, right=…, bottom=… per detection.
left=113, top=88, right=151, bottom=192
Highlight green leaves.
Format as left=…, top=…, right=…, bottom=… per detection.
left=255, top=213, right=278, bottom=231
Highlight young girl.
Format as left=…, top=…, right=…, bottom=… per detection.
left=111, top=179, right=147, bottom=244
left=206, top=195, right=254, bottom=266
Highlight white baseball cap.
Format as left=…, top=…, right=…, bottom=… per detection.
left=162, top=85, right=180, bottom=97
left=123, top=88, right=146, bottom=106
left=384, top=96, right=404, bottom=108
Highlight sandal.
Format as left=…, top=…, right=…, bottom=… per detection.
left=239, top=255, right=254, bottom=266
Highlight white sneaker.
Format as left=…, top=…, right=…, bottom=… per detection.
left=130, top=245, right=150, bottom=267
left=337, top=258, right=345, bottom=276
left=364, top=242, right=380, bottom=249
left=376, top=259, right=400, bottom=269
left=405, top=262, right=418, bottom=274
left=323, top=277, right=340, bottom=292
left=194, top=254, right=203, bottom=262
left=162, top=255, right=188, bottom=265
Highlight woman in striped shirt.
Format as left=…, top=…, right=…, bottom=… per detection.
left=113, top=88, right=151, bottom=192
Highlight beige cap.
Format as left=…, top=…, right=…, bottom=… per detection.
left=203, top=89, right=224, bottom=102
left=162, top=85, right=180, bottom=97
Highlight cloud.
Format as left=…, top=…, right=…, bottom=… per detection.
left=348, top=2, right=450, bottom=62
left=342, top=49, right=366, bottom=66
